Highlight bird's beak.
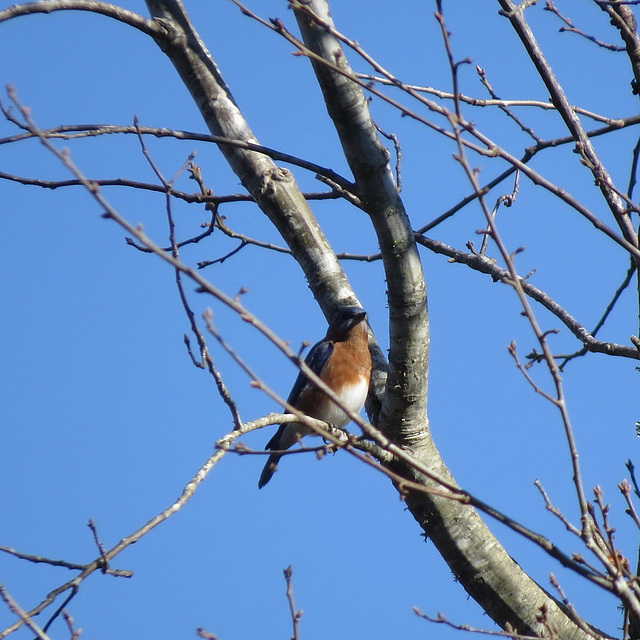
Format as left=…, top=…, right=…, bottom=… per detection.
left=355, top=310, right=367, bottom=323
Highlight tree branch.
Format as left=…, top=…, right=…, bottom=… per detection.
left=0, top=0, right=162, bottom=38
left=497, top=0, right=639, bottom=250
left=0, top=122, right=356, bottom=194
left=144, top=0, right=365, bottom=328
left=415, top=234, right=640, bottom=361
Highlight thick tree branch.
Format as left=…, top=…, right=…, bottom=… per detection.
left=143, top=0, right=360, bottom=322
left=290, top=0, right=427, bottom=440
left=598, top=0, right=640, bottom=94
left=281, top=1, right=595, bottom=637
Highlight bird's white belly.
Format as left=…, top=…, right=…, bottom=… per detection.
left=315, top=377, right=369, bottom=428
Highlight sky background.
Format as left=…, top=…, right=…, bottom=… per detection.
left=0, top=1, right=639, bottom=639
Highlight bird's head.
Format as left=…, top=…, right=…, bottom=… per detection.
left=326, top=306, right=368, bottom=342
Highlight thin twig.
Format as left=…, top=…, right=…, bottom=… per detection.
left=479, top=170, right=520, bottom=255
left=0, top=583, right=52, bottom=640
left=544, top=1, right=625, bottom=51
left=414, top=234, right=639, bottom=361
left=555, top=260, right=637, bottom=367
left=0, top=545, right=130, bottom=575
left=534, top=480, right=582, bottom=537
left=41, top=587, right=78, bottom=637
left=373, top=121, right=402, bottom=192
left=0, top=120, right=356, bottom=194
left=62, top=610, right=82, bottom=640
left=355, top=72, right=624, bottom=124
left=283, top=567, right=302, bottom=640
left=438, top=3, right=640, bottom=621
left=133, top=130, right=244, bottom=428
left=0, top=1, right=161, bottom=38
left=619, top=478, right=640, bottom=530
left=87, top=520, right=109, bottom=573
left=443, top=0, right=593, bottom=537
left=413, top=607, right=543, bottom=639
left=627, top=133, right=640, bottom=201
left=497, top=0, right=639, bottom=250
left=0, top=168, right=339, bottom=208
left=476, top=66, right=541, bottom=142
left=549, top=573, right=608, bottom=638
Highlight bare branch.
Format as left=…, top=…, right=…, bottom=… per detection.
left=534, top=480, right=582, bottom=537
left=231, top=1, right=640, bottom=262
left=9, top=101, right=602, bottom=603
left=476, top=66, right=542, bottom=142
left=0, top=121, right=356, bottom=194
left=549, top=573, right=608, bottom=639
left=0, top=582, right=53, bottom=640
left=0, top=544, right=130, bottom=576
left=0, top=1, right=161, bottom=38
left=283, top=567, right=302, bottom=640
left=598, top=0, right=640, bottom=94
left=415, top=234, right=640, bottom=360
left=144, top=0, right=364, bottom=332
left=87, top=520, right=109, bottom=574
left=355, top=72, right=626, bottom=124
left=498, top=0, right=639, bottom=249
left=545, top=1, right=625, bottom=51
left=479, top=171, right=520, bottom=255
left=413, top=607, right=547, bottom=640
left=61, top=610, right=82, bottom=640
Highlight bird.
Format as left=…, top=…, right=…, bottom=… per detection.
left=258, top=306, right=372, bottom=488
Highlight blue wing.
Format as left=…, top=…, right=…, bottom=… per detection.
left=287, top=339, right=334, bottom=405
left=259, top=339, right=335, bottom=487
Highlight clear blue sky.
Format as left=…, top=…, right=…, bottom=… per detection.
left=0, top=1, right=638, bottom=638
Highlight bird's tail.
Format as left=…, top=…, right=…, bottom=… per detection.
left=258, top=453, right=281, bottom=489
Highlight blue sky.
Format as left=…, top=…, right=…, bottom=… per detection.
left=1, top=1, right=638, bottom=638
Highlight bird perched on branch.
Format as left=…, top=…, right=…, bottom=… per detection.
left=258, top=306, right=372, bottom=489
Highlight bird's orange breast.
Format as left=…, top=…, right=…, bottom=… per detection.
left=297, top=323, right=371, bottom=428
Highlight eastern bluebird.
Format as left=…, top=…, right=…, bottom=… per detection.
left=258, top=306, right=372, bottom=488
